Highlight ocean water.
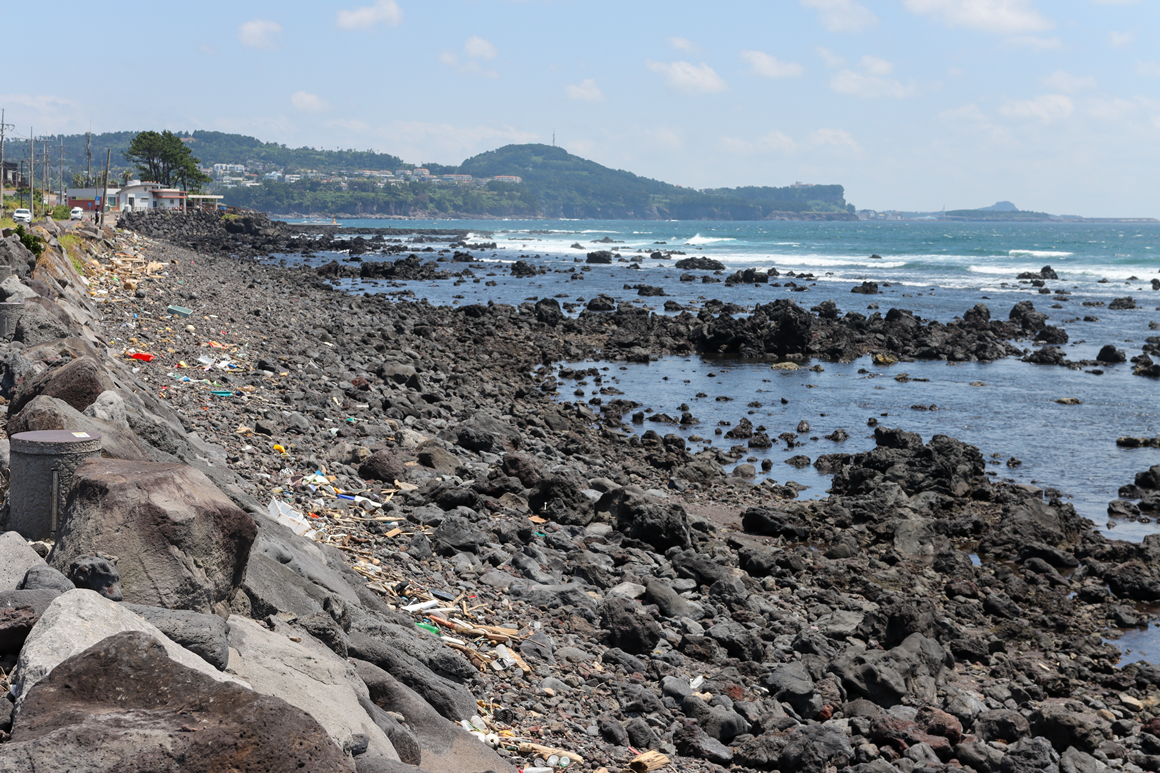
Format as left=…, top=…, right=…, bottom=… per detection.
left=274, top=218, right=1160, bottom=539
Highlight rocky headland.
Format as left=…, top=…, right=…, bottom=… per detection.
left=0, top=211, right=1159, bottom=773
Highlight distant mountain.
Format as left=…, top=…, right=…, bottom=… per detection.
left=978, top=201, right=1018, bottom=212
left=455, top=144, right=853, bottom=219
left=224, top=141, right=856, bottom=220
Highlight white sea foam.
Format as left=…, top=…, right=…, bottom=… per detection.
left=685, top=234, right=737, bottom=246
left=1008, top=249, right=1074, bottom=258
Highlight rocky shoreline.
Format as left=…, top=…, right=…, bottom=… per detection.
left=1, top=211, right=1160, bottom=773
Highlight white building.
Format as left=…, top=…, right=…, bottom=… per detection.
left=117, top=181, right=187, bottom=213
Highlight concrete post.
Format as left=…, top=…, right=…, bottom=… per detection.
left=7, top=430, right=102, bottom=540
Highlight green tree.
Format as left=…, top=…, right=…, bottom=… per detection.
left=123, top=130, right=211, bottom=191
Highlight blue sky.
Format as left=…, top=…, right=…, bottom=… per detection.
left=4, top=0, right=1158, bottom=216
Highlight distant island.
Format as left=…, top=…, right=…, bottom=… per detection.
left=860, top=201, right=1158, bottom=224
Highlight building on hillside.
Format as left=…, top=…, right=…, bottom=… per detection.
left=116, top=181, right=187, bottom=213
left=442, top=174, right=473, bottom=183
left=67, top=186, right=122, bottom=212
left=492, top=175, right=522, bottom=184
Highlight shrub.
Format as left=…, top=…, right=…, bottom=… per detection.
left=50, top=204, right=71, bottom=220
left=13, top=225, right=44, bottom=258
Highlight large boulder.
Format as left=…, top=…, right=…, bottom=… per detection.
left=14, top=296, right=73, bottom=345
left=50, top=459, right=257, bottom=616
left=600, top=486, right=692, bottom=551
left=122, top=604, right=230, bottom=670
left=0, top=631, right=354, bottom=773
left=11, top=589, right=243, bottom=711
left=598, top=596, right=662, bottom=655
left=347, top=631, right=478, bottom=721
left=354, top=659, right=518, bottom=773
left=0, top=531, right=46, bottom=591
left=9, top=356, right=114, bottom=416
left=225, top=616, right=398, bottom=764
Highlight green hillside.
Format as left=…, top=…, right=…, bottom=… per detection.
left=454, top=144, right=851, bottom=219
left=2, top=130, right=403, bottom=186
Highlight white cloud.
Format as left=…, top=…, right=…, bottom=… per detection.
left=1108, top=31, right=1135, bottom=47
left=440, top=39, right=499, bottom=77
left=999, top=94, right=1073, bottom=121
left=817, top=47, right=846, bottom=68
left=336, top=0, right=403, bottom=30
left=0, top=93, right=84, bottom=131
left=1005, top=35, right=1062, bottom=50
left=464, top=36, right=497, bottom=60
left=721, top=131, right=798, bottom=154
left=904, top=0, right=1053, bottom=34
left=566, top=78, right=606, bottom=103
left=810, top=128, right=860, bottom=149
left=238, top=19, right=282, bottom=50
left=800, top=0, right=878, bottom=33
left=1040, top=70, right=1096, bottom=92
left=861, top=55, right=894, bottom=76
left=667, top=37, right=700, bottom=53
left=1137, top=61, right=1160, bottom=77
left=291, top=91, right=329, bottom=112
left=645, top=60, right=729, bottom=94
left=741, top=50, right=804, bottom=79
left=830, top=56, right=914, bottom=98
left=1085, top=97, right=1138, bottom=121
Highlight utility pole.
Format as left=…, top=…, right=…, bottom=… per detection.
left=98, top=148, right=110, bottom=228
left=0, top=110, right=14, bottom=215
left=42, top=145, right=49, bottom=212
left=29, top=128, right=34, bottom=217
left=59, top=138, right=64, bottom=212
left=86, top=131, right=91, bottom=187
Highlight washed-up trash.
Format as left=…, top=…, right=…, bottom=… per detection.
left=210, top=390, right=233, bottom=397
left=518, top=742, right=584, bottom=765
left=166, top=305, right=192, bottom=317
left=491, top=644, right=519, bottom=671
left=432, top=589, right=456, bottom=602
left=416, top=622, right=440, bottom=635
left=401, top=599, right=440, bottom=612
left=130, top=353, right=155, bottom=362
left=267, top=498, right=317, bottom=538
left=626, top=750, right=671, bottom=772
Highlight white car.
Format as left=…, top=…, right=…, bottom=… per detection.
left=70, top=207, right=84, bottom=220
left=12, top=208, right=31, bottom=224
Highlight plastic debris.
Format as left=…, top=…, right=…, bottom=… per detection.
left=267, top=498, right=318, bottom=538
left=129, top=353, right=155, bottom=362
left=401, top=600, right=440, bottom=612
left=167, top=305, right=192, bottom=317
